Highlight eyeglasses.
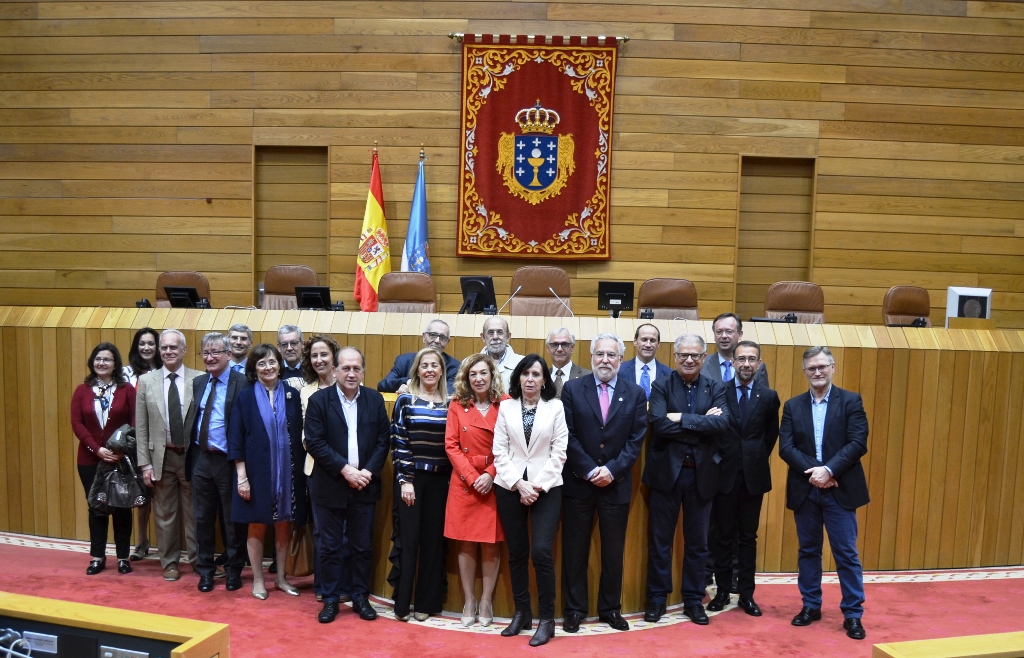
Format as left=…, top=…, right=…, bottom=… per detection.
left=424, top=331, right=449, bottom=343
left=804, top=363, right=834, bottom=374
left=547, top=342, right=572, bottom=350
left=593, top=351, right=620, bottom=360
left=201, top=350, right=230, bottom=358
left=94, top=357, right=115, bottom=364
left=713, top=329, right=737, bottom=337
left=673, top=352, right=705, bottom=362
left=278, top=340, right=301, bottom=349
left=734, top=356, right=759, bottom=364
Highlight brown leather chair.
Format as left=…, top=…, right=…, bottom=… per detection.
left=636, top=278, right=699, bottom=320
left=377, top=271, right=437, bottom=313
left=155, top=271, right=211, bottom=308
left=262, top=265, right=320, bottom=310
left=508, top=266, right=572, bottom=317
left=764, top=281, right=825, bottom=324
left=883, top=286, right=932, bottom=327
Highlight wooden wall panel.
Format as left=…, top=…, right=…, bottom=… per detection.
left=0, top=2, right=1022, bottom=327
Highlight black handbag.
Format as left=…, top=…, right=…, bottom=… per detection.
left=96, top=457, right=147, bottom=510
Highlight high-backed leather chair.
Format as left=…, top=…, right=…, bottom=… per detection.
left=508, top=266, right=572, bottom=317
left=377, top=272, right=437, bottom=313
left=764, top=281, right=825, bottom=324
left=636, top=278, right=699, bottom=320
left=155, top=271, right=211, bottom=308
left=883, top=286, right=932, bottom=327
left=262, top=265, right=320, bottom=310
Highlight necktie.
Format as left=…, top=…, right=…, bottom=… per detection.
left=640, top=364, right=651, bottom=399
left=723, top=360, right=734, bottom=382
left=599, top=382, right=610, bottom=424
left=739, top=384, right=749, bottom=421
left=198, top=377, right=217, bottom=452
left=554, top=369, right=564, bottom=397
left=167, top=372, right=184, bottom=448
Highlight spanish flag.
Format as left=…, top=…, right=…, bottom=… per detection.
left=354, top=149, right=391, bottom=311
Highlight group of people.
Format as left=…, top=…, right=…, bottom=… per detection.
left=70, top=313, right=870, bottom=645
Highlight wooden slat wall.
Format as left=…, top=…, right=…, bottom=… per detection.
left=3, top=308, right=1023, bottom=614
left=0, top=3, right=1022, bottom=325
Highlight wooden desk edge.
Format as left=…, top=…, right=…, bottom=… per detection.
left=872, top=631, right=1024, bottom=658
left=0, top=590, right=229, bottom=658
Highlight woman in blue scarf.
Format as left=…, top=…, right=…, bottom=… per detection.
left=229, top=343, right=307, bottom=600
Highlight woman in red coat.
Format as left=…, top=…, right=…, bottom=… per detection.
left=70, top=342, right=136, bottom=575
left=444, top=354, right=508, bottom=627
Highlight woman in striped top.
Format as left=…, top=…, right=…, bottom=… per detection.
left=388, top=347, right=451, bottom=622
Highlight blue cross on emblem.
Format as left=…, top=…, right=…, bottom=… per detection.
left=513, top=135, right=559, bottom=190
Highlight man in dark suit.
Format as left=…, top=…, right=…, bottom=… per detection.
left=186, top=332, right=248, bottom=593
left=560, top=333, right=647, bottom=633
left=377, top=319, right=460, bottom=394
left=304, top=346, right=390, bottom=624
left=779, top=346, right=869, bottom=641
left=642, top=334, right=729, bottom=625
left=706, top=340, right=780, bottom=617
left=704, top=313, right=770, bottom=388
left=618, top=323, right=672, bottom=400
left=546, top=327, right=591, bottom=398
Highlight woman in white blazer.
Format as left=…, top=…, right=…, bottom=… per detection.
left=492, top=354, right=567, bottom=647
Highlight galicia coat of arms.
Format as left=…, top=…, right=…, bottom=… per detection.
left=358, top=227, right=390, bottom=269
left=496, top=100, right=575, bottom=206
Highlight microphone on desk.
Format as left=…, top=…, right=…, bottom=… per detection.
left=548, top=287, right=575, bottom=317
left=497, top=285, right=522, bottom=315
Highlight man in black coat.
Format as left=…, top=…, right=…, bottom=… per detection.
left=560, top=333, right=647, bottom=633
left=304, top=347, right=390, bottom=624
left=706, top=340, right=780, bottom=617
left=642, top=333, right=729, bottom=625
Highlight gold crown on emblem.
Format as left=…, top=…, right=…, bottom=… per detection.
left=516, top=100, right=560, bottom=135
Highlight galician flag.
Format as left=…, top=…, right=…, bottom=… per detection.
left=401, top=157, right=430, bottom=274
left=354, top=149, right=391, bottom=311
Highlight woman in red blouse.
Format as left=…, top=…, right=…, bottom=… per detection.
left=70, top=342, right=136, bottom=575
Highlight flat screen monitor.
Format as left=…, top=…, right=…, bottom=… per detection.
left=598, top=281, right=634, bottom=318
left=459, top=276, right=497, bottom=314
left=295, top=286, right=332, bottom=310
left=163, top=286, right=201, bottom=309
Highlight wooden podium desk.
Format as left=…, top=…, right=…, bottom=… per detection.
left=1, top=307, right=1022, bottom=616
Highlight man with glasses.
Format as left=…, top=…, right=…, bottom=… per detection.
left=278, top=325, right=305, bottom=386
left=706, top=340, right=780, bottom=618
left=619, top=323, right=672, bottom=400
left=642, top=334, right=729, bottom=625
left=136, top=329, right=202, bottom=582
left=705, top=313, right=769, bottom=387
left=186, top=332, right=248, bottom=593
left=545, top=327, right=590, bottom=398
left=480, top=316, right=522, bottom=390
left=227, top=324, right=252, bottom=375
left=377, top=319, right=460, bottom=394
left=560, top=333, right=647, bottom=633
left=780, top=346, right=869, bottom=641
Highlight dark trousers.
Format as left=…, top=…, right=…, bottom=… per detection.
left=310, top=483, right=350, bottom=598
left=561, top=493, right=630, bottom=617
left=313, top=500, right=375, bottom=604
left=495, top=485, right=562, bottom=619
left=712, top=471, right=764, bottom=599
left=192, top=450, right=246, bottom=578
left=391, top=471, right=449, bottom=617
left=646, top=466, right=712, bottom=607
left=78, top=464, right=132, bottom=560
left=794, top=487, right=865, bottom=619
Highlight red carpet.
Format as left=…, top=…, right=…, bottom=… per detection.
left=1, top=538, right=1022, bottom=657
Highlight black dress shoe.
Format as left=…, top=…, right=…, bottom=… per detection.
left=599, top=611, right=629, bottom=631
left=643, top=601, right=666, bottom=623
left=683, top=604, right=710, bottom=625
left=318, top=601, right=339, bottom=624
left=117, top=559, right=132, bottom=575
left=792, top=606, right=822, bottom=626
left=529, top=619, right=555, bottom=647
left=501, top=610, right=533, bottom=636
left=352, top=597, right=377, bottom=621
left=707, top=589, right=731, bottom=611
left=737, top=596, right=762, bottom=617
left=198, top=575, right=215, bottom=592
left=86, top=558, right=106, bottom=575
left=844, top=618, right=866, bottom=640
left=225, top=573, right=242, bottom=591
left=562, top=613, right=582, bottom=633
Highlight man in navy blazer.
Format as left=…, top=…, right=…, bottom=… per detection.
left=618, top=323, right=672, bottom=400
left=304, top=347, right=390, bottom=624
left=560, top=333, right=648, bottom=633
left=704, top=313, right=770, bottom=388
left=779, top=346, right=869, bottom=641
left=706, top=340, right=780, bottom=617
left=642, top=334, right=729, bottom=625
left=377, top=319, right=460, bottom=394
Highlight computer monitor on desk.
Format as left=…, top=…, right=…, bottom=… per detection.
left=598, top=281, right=634, bottom=318
left=163, top=286, right=207, bottom=309
left=459, top=276, right=497, bottom=314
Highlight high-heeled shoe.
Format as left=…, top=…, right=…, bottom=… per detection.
left=276, top=580, right=300, bottom=596
left=461, top=599, right=477, bottom=627
left=529, top=619, right=555, bottom=647
left=501, top=610, right=532, bottom=637
left=413, top=611, right=430, bottom=621
left=252, top=584, right=269, bottom=600
left=117, top=559, right=132, bottom=574
left=479, top=600, right=493, bottom=627
left=86, top=558, right=106, bottom=575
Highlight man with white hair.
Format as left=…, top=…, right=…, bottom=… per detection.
left=480, top=316, right=522, bottom=390
left=545, top=327, right=591, bottom=398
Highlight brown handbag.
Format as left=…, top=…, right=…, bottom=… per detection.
left=285, top=523, right=315, bottom=577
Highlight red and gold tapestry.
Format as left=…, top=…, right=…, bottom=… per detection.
left=457, top=35, right=619, bottom=260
